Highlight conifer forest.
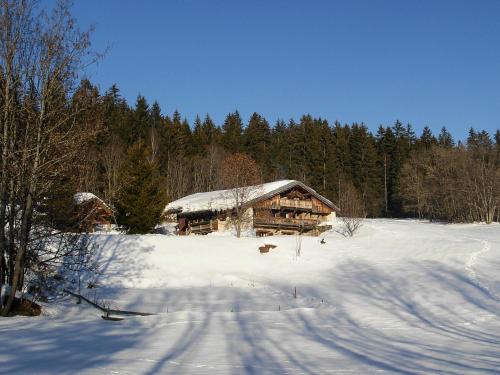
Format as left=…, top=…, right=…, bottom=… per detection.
left=71, top=82, right=499, bottom=229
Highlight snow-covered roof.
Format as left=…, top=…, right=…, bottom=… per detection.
left=164, top=180, right=338, bottom=215
left=74, top=192, right=112, bottom=212
left=74, top=192, right=100, bottom=205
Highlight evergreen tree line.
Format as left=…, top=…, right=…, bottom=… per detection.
left=73, top=83, right=500, bottom=229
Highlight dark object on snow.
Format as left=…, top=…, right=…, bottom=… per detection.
left=320, top=238, right=326, bottom=244
left=101, top=315, right=124, bottom=321
left=87, top=281, right=99, bottom=289
left=259, top=244, right=277, bottom=253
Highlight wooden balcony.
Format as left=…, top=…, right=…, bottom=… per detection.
left=253, top=217, right=319, bottom=229
left=269, top=198, right=331, bottom=215
left=271, top=198, right=312, bottom=210
left=311, top=205, right=331, bottom=214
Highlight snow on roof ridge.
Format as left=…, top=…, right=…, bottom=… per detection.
left=74, top=192, right=107, bottom=206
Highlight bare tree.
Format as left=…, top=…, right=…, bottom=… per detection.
left=400, top=145, right=499, bottom=224
left=166, top=154, right=191, bottom=201
left=0, top=0, right=100, bottom=316
left=191, top=144, right=227, bottom=193
left=400, top=151, right=428, bottom=219
left=101, top=134, right=125, bottom=204
left=462, top=147, right=499, bottom=224
left=219, top=153, right=261, bottom=238
left=336, top=181, right=366, bottom=237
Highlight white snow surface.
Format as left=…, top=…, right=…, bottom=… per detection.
left=164, top=179, right=296, bottom=214
left=1, top=219, right=500, bottom=374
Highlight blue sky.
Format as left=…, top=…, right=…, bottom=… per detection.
left=65, top=0, right=499, bottom=139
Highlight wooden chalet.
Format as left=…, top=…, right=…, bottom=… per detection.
left=73, top=193, right=114, bottom=233
left=164, top=180, right=338, bottom=236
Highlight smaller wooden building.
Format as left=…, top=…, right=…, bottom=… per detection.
left=164, top=180, right=339, bottom=236
left=74, top=193, right=114, bottom=233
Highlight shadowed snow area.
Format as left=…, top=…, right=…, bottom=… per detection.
left=1, top=219, right=499, bottom=374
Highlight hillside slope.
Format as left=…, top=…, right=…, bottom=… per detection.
left=1, top=220, right=499, bottom=374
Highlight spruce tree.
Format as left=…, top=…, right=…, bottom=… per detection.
left=332, top=122, right=351, bottom=205
left=202, top=114, right=219, bottom=145
left=376, top=126, right=398, bottom=216
left=192, top=115, right=206, bottom=153
left=133, top=95, right=150, bottom=142
left=269, top=119, right=289, bottom=179
left=115, top=141, right=167, bottom=233
left=302, top=115, right=323, bottom=187
left=221, top=111, right=243, bottom=153
left=349, top=124, right=381, bottom=216
left=438, top=126, right=454, bottom=148
left=244, top=112, right=271, bottom=180
left=478, top=130, right=493, bottom=148
left=405, top=123, right=417, bottom=148
left=495, top=130, right=500, bottom=158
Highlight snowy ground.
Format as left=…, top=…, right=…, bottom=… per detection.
left=1, top=219, right=500, bottom=374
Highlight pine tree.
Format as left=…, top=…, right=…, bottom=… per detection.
left=180, top=117, right=193, bottom=155
left=319, top=119, right=336, bottom=197
left=115, top=141, right=167, bottom=233
left=349, top=124, right=381, bottom=216
left=302, top=115, right=324, bottom=188
left=151, top=101, right=162, bottom=127
left=495, top=130, right=500, bottom=158
left=332, top=122, right=351, bottom=203
left=467, top=127, right=479, bottom=148
left=202, top=114, right=219, bottom=145
left=438, top=126, right=454, bottom=148
left=221, top=111, right=243, bottom=153
left=376, top=126, right=399, bottom=216
left=192, top=115, right=206, bottom=153
left=133, top=95, right=150, bottom=142
left=405, top=123, right=417, bottom=148
left=244, top=112, right=271, bottom=180
left=102, top=84, right=131, bottom=145
left=269, top=119, right=289, bottom=179
left=167, top=110, right=192, bottom=156
left=418, top=126, right=437, bottom=149
left=478, top=130, right=493, bottom=148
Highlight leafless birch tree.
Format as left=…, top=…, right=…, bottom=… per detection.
left=336, top=181, right=366, bottom=237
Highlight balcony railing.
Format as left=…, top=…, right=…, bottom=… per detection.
left=254, top=217, right=319, bottom=228
left=311, top=205, right=331, bottom=214
left=279, top=198, right=312, bottom=209
left=269, top=198, right=331, bottom=214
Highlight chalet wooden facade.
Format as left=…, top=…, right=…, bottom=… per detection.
left=74, top=193, right=114, bottom=233
left=164, top=180, right=338, bottom=236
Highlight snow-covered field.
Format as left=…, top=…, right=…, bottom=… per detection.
left=1, top=220, right=500, bottom=374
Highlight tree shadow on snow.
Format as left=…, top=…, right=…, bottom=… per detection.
left=280, top=260, right=500, bottom=374
left=4, top=254, right=500, bottom=374
left=137, top=259, right=500, bottom=374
